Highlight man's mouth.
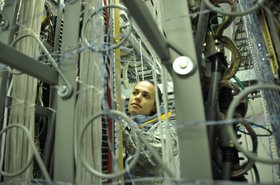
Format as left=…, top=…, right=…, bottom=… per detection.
left=131, top=103, right=141, bottom=108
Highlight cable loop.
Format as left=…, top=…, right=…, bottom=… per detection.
left=78, top=110, right=141, bottom=179
left=226, top=83, right=280, bottom=164
left=0, top=124, right=51, bottom=182
left=219, top=36, right=241, bottom=80
left=10, top=32, right=73, bottom=99
left=210, top=0, right=236, bottom=36
left=81, top=4, right=132, bottom=53
left=204, top=0, right=265, bottom=16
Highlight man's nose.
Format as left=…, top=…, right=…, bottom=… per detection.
left=135, top=94, right=142, bottom=101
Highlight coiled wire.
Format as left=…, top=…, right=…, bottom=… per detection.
left=10, top=32, right=73, bottom=99
left=81, top=4, right=132, bottom=53
left=79, top=110, right=141, bottom=179
left=0, top=124, right=51, bottom=183
left=226, top=83, right=280, bottom=164
left=204, top=0, right=265, bottom=16
left=78, top=109, right=176, bottom=179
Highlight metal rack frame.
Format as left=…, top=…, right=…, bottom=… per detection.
left=123, top=0, right=212, bottom=180
left=0, top=0, right=213, bottom=182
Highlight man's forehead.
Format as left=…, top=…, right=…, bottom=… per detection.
left=134, top=81, right=155, bottom=94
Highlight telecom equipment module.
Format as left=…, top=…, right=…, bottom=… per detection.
left=0, top=0, right=280, bottom=184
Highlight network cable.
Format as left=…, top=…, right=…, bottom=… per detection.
left=0, top=124, right=51, bottom=183
left=10, top=32, right=73, bottom=99
left=79, top=110, right=141, bottom=179
left=78, top=109, right=176, bottom=179
left=226, top=83, right=280, bottom=164
left=204, top=0, right=265, bottom=16
left=81, top=4, right=132, bottom=53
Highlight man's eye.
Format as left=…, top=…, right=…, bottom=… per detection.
left=143, top=94, right=149, bottom=98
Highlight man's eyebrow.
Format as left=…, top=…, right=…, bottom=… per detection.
left=134, top=88, right=151, bottom=94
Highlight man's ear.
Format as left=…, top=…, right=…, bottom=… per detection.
left=152, top=104, right=156, bottom=113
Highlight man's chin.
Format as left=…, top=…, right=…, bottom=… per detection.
left=130, top=110, right=141, bottom=116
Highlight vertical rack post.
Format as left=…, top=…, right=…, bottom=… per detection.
left=0, top=0, right=20, bottom=130
left=122, top=0, right=213, bottom=180
left=53, top=0, right=81, bottom=182
left=0, top=0, right=20, bottom=44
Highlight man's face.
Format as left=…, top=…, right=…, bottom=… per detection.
left=128, top=81, right=156, bottom=116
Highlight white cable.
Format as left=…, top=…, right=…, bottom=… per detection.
left=3, top=0, right=45, bottom=180
left=124, top=156, right=136, bottom=185
left=0, top=0, right=5, bottom=11
left=226, top=83, right=280, bottom=164
left=79, top=110, right=141, bottom=179
left=151, top=59, right=166, bottom=173
left=79, top=109, right=176, bottom=178
left=0, top=74, right=12, bottom=180
left=136, top=130, right=176, bottom=178
left=203, top=0, right=265, bottom=16
left=74, top=54, right=103, bottom=183
left=152, top=65, right=172, bottom=179
left=141, top=57, right=176, bottom=179
left=140, top=41, right=144, bottom=81
left=0, top=124, right=51, bottom=183
left=10, top=32, right=73, bottom=99
left=74, top=1, right=103, bottom=183
left=134, top=54, right=140, bottom=82
left=122, top=60, right=133, bottom=89
left=15, top=0, right=23, bottom=27
left=81, top=4, right=132, bottom=53
left=161, top=64, right=176, bottom=178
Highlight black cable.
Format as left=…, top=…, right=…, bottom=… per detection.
left=42, top=108, right=56, bottom=178
left=252, top=164, right=260, bottom=183
left=195, top=0, right=210, bottom=66
left=206, top=53, right=223, bottom=120
left=213, top=121, right=258, bottom=178
left=221, top=148, right=233, bottom=180
left=226, top=84, right=280, bottom=164
left=237, top=121, right=273, bottom=137
left=206, top=54, right=223, bottom=164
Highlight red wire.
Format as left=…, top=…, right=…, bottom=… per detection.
left=103, top=0, right=110, bottom=33
left=103, top=0, right=113, bottom=177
